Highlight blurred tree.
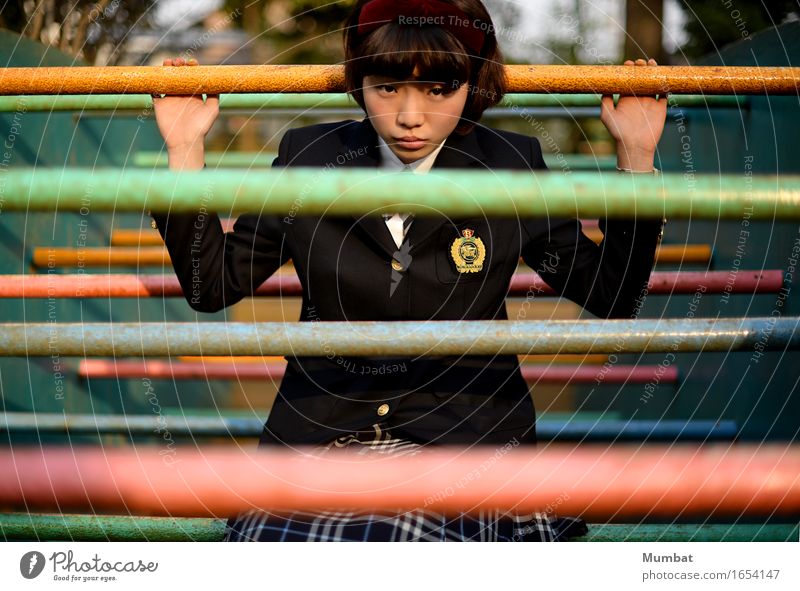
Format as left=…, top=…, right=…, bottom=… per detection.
left=624, top=0, right=664, bottom=62
left=220, top=0, right=523, bottom=64
left=676, top=0, right=799, bottom=58
left=0, top=0, right=156, bottom=64
left=222, top=0, right=352, bottom=64
left=483, top=0, right=522, bottom=36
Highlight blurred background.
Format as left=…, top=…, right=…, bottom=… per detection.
left=2, top=0, right=798, bottom=155
left=3, top=0, right=799, bottom=65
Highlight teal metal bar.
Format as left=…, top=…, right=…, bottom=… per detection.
left=0, top=93, right=745, bottom=113
left=575, top=523, right=799, bottom=542
left=0, top=413, right=738, bottom=442
left=543, top=154, right=617, bottom=170
left=1, top=169, right=799, bottom=219
left=1, top=514, right=794, bottom=542
left=0, top=318, right=796, bottom=357
left=0, top=513, right=226, bottom=542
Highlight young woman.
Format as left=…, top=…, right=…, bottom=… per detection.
left=151, top=0, right=667, bottom=541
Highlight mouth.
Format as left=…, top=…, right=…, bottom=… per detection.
left=393, top=137, right=428, bottom=150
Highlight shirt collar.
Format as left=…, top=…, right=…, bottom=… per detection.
left=377, top=137, right=447, bottom=174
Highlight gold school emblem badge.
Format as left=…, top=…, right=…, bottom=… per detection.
left=450, top=228, right=486, bottom=273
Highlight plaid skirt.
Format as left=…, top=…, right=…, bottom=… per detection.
left=224, top=424, right=587, bottom=542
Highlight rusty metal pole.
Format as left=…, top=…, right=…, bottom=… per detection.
left=0, top=318, right=797, bottom=357
left=0, top=65, right=798, bottom=95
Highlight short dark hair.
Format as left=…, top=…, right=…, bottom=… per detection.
left=343, top=0, right=506, bottom=135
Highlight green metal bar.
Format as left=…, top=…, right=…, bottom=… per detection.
left=543, top=154, right=617, bottom=170
left=575, top=523, right=799, bottom=542
left=133, top=151, right=614, bottom=171
left=1, top=169, right=799, bottom=219
left=1, top=514, right=793, bottom=542
left=0, top=93, right=745, bottom=113
left=0, top=318, right=796, bottom=357
left=133, top=151, right=277, bottom=168
left=0, top=513, right=226, bottom=542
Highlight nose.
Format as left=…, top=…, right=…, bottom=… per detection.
left=395, top=89, right=424, bottom=130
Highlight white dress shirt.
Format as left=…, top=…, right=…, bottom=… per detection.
left=378, top=137, right=447, bottom=248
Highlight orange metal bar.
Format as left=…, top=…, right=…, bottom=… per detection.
left=77, top=359, right=678, bottom=384
left=0, top=65, right=797, bottom=95
left=31, top=247, right=169, bottom=268
left=112, top=220, right=597, bottom=246
left=112, top=222, right=235, bottom=246
left=30, top=244, right=710, bottom=269
left=112, top=225, right=689, bottom=252
left=653, top=244, right=712, bottom=264
left=0, top=446, right=797, bottom=519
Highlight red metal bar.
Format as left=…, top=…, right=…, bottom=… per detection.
left=0, top=274, right=302, bottom=297
left=78, top=359, right=678, bottom=384
left=507, top=270, right=780, bottom=295
left=0, top=446, right=797, bottom=519
left=0, top=271, right=783, bottom=298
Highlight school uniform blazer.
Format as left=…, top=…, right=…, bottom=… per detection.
left=152, top=118, right=663, bottom=447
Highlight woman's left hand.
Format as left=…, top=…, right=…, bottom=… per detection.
left=600, top=58, right=668, bottom=171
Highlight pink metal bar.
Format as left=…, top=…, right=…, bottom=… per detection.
left=0, top=271, right=783, bottom=298
left=78, top=359, right=678, bottom=384
left=0, top=446, right=797, bottom=519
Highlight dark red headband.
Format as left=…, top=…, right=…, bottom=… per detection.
left=358, top=0, right=486, bottom=55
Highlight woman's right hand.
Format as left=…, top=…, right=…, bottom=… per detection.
left=152, top=57, right=219, bottom=169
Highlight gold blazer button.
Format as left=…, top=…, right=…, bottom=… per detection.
left=377, top=403, right=390, bottom=417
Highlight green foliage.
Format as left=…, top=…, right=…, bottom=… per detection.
left=0, top=0, right=156, bottom=65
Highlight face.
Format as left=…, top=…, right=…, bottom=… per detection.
left=362, top=73, right=469, bottom=164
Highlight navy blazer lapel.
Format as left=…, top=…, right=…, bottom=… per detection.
left=336, top=118, right=381, bottom=168
left=336, top=120, right=399, bottom=257
left=341, top=119, right=488, bottom=258
left=404, top=129, right=489, bottom=253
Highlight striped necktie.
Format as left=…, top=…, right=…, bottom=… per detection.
left=383, top=165, right=414, bottom=248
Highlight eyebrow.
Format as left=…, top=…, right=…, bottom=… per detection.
left=370, top=76, right=448, bottom=85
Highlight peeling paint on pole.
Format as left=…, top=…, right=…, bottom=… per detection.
left=1, top=169, right=799, bottom=219
left=0, top=318, right=797, bottom=357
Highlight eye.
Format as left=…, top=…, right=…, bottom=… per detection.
left=429, top=85, right=454, bottom=97
left=378, top=84, right=397, bottom=94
